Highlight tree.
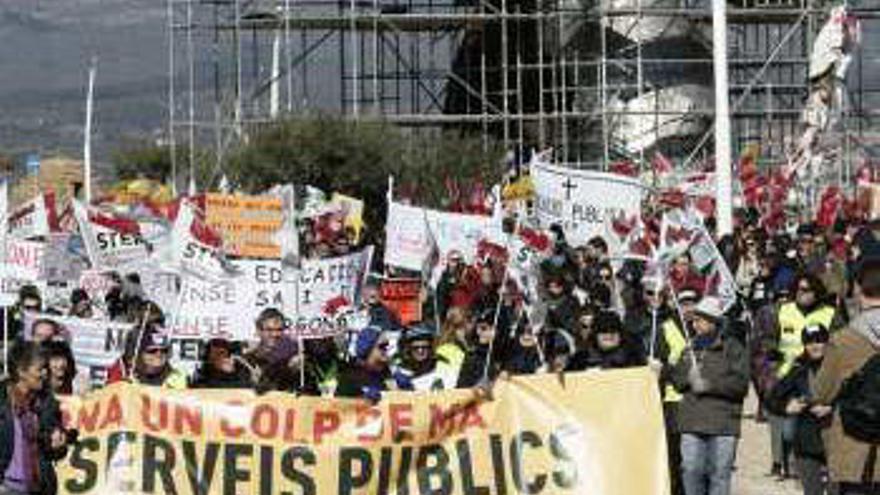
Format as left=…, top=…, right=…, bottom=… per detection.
left=225, top=116, right=505, bottom=244
left=110, top=138, right=214, bottom=189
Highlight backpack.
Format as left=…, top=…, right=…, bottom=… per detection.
left=838, top=353, right=880, bottom=443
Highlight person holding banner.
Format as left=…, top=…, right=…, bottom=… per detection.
left=243, top=308, right=318, bottom=395
left=672, top=296, right=750, bottom=495
left=397, top=323, right=457, bottom=391
left=336, top=326, right=412, bottom=400
left=191, top=339, right=256, bottom=390
left=130, top=325, right=187, bottom=389
left=567, top=311, right=645, bottom=371
left=0, top=341, right=70, bottom=495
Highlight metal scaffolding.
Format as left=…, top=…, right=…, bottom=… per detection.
left=167, top=0, right=880, bottom=179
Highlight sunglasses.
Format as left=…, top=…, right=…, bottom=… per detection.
left=144, top=347, right=168, bottom=355
left=411, top=345, right=432, bottom=352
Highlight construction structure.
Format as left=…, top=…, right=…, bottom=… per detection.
left=167, top=0, right=880, bottom=188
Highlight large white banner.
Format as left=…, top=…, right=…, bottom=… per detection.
left=384, top=201, right=503, bottom=272
left=170, top=247, right=373, bottom=341
left=531, top=161, right=645, bottom=246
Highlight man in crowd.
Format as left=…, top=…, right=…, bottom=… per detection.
left=814, top=242, right=880, bottom=494
left=243, top=308, right=317, bottom=394
left=672, top=296, right=750, bottom=495
left=191, top=339, right=256, bottom=389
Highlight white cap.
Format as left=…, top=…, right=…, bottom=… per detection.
left=693, top=296, right=724, bottom=322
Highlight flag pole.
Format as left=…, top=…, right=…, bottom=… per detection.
left=84, top=57, right=98, bottom=204
left=712, top=0, right=733, bottom=236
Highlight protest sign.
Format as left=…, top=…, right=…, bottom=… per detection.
left=168, top=201, right=240, bottom=281
left=1, top=239, right=45, bottom=281
left=531, top=161, right=645, bottom=246
left=204, top=193, right=283, bottom=259
left=0, top=240, right=45, bottom=306
left=56, top=368, right=669, bottom=495
left=42, top=234, right=89, bottom=283
left=73, top=201, right=150, bottom=270
left=384, top=201, right=503, bottom=273
left=78, top=270, right=117, bottom=304
left=380, top=278, right=422, bottom=325
left=171, top=247, right=373, bottom=341
left=8, top=192, right=55, bottom=239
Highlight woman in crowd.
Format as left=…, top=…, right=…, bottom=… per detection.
left=43, top=341, right=77, bottom=396
left=435, top=306, right=474, bottom=372
left=766, top=324, right=833, bottom=495
left=0, top=342, right=70, bottom=495
left=336, top=326, right=412, bottom=400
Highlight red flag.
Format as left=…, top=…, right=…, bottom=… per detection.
left=610, top=161, right=638, bottom=177
left=611, top=213, right=638, bottom=239
left=323, top=295, right=351, bottom=316
left=695, top=196, right=716, bottom=218
left=519, top=228, right=551, bottom=253
left=658, top=189, right=686, bottom=209
left=88, top=210, right=141, bottom=235
left=652, top=152, right=674, bottom=176
left=816, top=186, right=842, bottom=228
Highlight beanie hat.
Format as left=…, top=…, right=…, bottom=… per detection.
left=802, top=323, right=830, bottom=345
left=403, top=323, right=436, bottom=344
left=355, top=326, right=384, bottom=361
left=594, top=311, right=623, bottom=335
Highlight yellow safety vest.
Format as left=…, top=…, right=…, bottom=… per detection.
left=436, top=343, right=466, bottom=372
left=776, top=302, right=835, bottom=377
left=662, top=319, right=687, bottom=403
left=163, top=368, right=189, bottom=390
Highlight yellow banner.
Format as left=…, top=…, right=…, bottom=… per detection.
left=57, top=368, right=669, bottom=495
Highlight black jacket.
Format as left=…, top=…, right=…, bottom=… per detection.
left=190, top=363, right=256, bottom=390
left=672, top=333, right=751, bottom=437
left=765, top=357, right=829, bottom=460
left=566, top=337, right=646, bottom=371
left=0, top=383, right=68, bottom=495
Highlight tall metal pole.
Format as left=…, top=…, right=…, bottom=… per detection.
left=167, top=0, right=178, bottom=196
left=712, top=0, right=733, bottom=236
left=187, top=0, right=196, bottom=189
left=84, top=57, right=97, bottom=204
left=271, top=29, right=281, bottom=119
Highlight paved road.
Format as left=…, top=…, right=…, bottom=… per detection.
left=733, top=390, right=802, bottom=495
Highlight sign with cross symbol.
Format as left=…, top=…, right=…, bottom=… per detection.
left=562, top=178, right=577, bottom=200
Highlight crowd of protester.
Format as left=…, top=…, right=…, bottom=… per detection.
left=1, top=209, right=880, bottom=495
